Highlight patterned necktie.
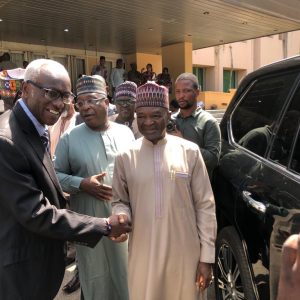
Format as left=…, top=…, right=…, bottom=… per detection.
left=41, top=129, right=50, bottom=153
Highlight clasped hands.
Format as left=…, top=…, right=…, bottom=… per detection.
left=80, top=174, right=131, bottom=241
left=107, top=214, right=131, bottom=242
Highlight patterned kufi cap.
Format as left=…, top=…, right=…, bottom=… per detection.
left=115, top=81, right=137, bottom=102
left=76, top=75, right=107, bottom=97
left=136, top=81, right=169, bottom=109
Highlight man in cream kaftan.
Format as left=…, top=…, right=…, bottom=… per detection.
left=112, top=81, right=217, bottom=300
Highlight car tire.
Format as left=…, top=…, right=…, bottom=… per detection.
left=214, top=226, right=257, bottom=300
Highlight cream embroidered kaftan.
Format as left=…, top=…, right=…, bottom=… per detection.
left=112, top=134, right=217, bottom=300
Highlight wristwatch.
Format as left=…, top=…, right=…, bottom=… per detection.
left=104, top=218, right=112, bottom=236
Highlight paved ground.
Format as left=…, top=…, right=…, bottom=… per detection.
left=55, top=263, right=80, bottom=300
left=54, top=263, right=216, bottom=300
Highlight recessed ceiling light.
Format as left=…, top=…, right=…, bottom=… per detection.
left=64, top=28, right=69, bottom=32
left=219, top=39, right=224, bottom=43
left=40, top=39, right=45, bottom=42
left=0, top=18, right=3, bottom=22
left=148, top=27, right=153, bottom=31
left=203, top=11, right=210, bottom=15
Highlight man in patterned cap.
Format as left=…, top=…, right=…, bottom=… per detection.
left=110, top=81, right=141, bottom=139
left=55, top=75, right=134, bottom=300
left=112, top=81, right=217, bottom=300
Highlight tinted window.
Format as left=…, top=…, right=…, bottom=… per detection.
left=270, top=85, right=300, bottom=167
left=232, top=72, right=298, bottom=156
left=291, top=132, right=300, bottom=174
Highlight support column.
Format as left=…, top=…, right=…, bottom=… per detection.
left=124, top=53, right=162, bottom=75
left=162, top=42, right=193, bottom=99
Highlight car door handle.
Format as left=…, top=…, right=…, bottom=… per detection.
left=242, top=191, right=289, bottom=217
left=242, top=191, right=266, bottom=214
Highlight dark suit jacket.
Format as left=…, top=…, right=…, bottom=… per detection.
left=0, top=103, right=106, bottom=300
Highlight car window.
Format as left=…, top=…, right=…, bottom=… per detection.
left=270, top=85, right=300, bottom=167
left=231, top=72, right=298, bottom=157
left=290, top=131, right=300, bottom=174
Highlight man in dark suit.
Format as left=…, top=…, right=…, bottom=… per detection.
left=0, top=59, right=131, bottom=300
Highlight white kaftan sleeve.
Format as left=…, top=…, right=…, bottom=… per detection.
left=111, top=153, right=132, bottom=222
left=191, top=148, right=217, bottom=263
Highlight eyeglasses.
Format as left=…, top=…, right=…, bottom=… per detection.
left=75, top=97, right=106, bottom=109
left=116, top=100, right=136, bottom=107
left=26, top=80, right=75, bottom=104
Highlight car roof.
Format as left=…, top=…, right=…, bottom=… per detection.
left=229, top=55, right=300, bottom=110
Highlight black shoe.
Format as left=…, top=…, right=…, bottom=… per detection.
left=62, top=272, right=80, bottom=294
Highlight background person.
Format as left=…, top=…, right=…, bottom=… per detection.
left=157, top=67, right=172, bottom=93
left=277, top=233, right=300, bottom=300
left=91, top=55, right=108, bottom=81
left=173, top=73, right=221, bottom=178
left=141, top=63, right=156, bottom=84
left=55, top=75, right=134, bottom=300
left=110, top=58, right=126, bottom=98
left=127, top=63, right=142, bottom=86
left=0, top=52, right=17, bottom=71
left=109, top=81, right=141, bottom=139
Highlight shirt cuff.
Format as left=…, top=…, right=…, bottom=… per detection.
left=200, top=244, right=215, bottom=263
left=70, top=176, right=84, bottom=190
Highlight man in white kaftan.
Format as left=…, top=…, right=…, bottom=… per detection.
left=55, top=75, right=134, bottom=300
left=112, top=82, right=217, bottom=300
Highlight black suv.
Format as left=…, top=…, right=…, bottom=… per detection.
left=212, top=56, right=300, bottom=300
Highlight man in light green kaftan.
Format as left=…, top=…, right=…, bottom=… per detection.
left=112, top=82, right=217, bottom=300
left=54, top=75, right=134, bottom=300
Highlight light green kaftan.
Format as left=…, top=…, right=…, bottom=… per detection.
left=54, top=121, right=134, bottom=300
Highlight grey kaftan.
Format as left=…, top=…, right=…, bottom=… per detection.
left=55, top=122, right=134, bottom=300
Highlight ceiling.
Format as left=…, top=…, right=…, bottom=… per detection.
left=0, top=0, right=300, bottom=54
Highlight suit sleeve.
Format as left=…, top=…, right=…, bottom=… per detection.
left=0, top=136, right=106, bottom=247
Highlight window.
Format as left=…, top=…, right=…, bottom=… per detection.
left=270, top=85, right=300, bottom=167
left=10, top=53, right=24, bottom=68
left=290, top=132, right=300, bottom=174
left=231, top=72, right=298, bottom=157
left=223, top=70, right=237, bottom=92
left=76, top=58, right=85, bottom=78
left=193, top=67, right=205, bottom=91
left=32, top=54, right=46, bottom=60
left=53, top=57, right=67, bottom=67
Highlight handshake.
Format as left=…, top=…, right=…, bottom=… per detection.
left=105, top=214, right=132, bottom=242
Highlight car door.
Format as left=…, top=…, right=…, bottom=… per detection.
left=216, top=70, right=300, bottom=300
left=260, top=84, right=300, bottom=300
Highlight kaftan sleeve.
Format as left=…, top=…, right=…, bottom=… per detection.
left=111, top=154, right=132, bottom=222
left=54, top=134, right=84, bottom=194
left=190, top=148, right=217, bottom=263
